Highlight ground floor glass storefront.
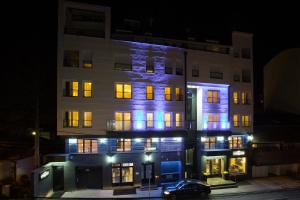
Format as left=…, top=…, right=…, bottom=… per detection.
left=112, top=163, right=134, bottom=186
left=229, top=157, right=246, bottom=174
left=202, top=156, right=226, bottom=177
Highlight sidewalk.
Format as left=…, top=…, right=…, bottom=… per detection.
left=212, top=176, right=300, bottom=196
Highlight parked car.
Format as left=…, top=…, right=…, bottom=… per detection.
left=162, top=179, right=211, bottom=199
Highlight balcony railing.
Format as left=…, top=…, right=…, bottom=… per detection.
left=107, top=120, right=185, bottom=131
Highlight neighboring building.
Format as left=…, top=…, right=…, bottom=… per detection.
left=34, top=1, right=254, bottom=196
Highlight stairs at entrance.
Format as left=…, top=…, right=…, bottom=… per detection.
left=207, top=177, right=238, bottom=189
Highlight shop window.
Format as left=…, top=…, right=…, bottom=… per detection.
left=77, top=139, right=98, bottom=153
left=116, top=139, right=131, bottom=152
left=241, top=92, right=251, bottom=105
left=112, top=163, right=134, bottom=185
left=229, top=157, right=246, bottom=174
left=164, top=87, right=172, bottom=101
left=115, top=83, right=132, bottom=99
left=146, top=85, right=154, bottom=100
left=145, top=138, right=155, bottom=151
left=229, top=136, right=243, bottom=149
left=207, top=90, right=219, bottom=103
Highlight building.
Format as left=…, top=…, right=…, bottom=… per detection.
left=33, top=1, right=254, bottom=196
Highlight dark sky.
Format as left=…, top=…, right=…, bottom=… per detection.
left=1, top=1, right=300, bottom=136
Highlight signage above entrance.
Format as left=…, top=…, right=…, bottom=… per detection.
left=232, top=150, right=245, bottom=156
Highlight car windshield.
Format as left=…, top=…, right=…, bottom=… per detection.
left=175, top=180, right=185, bottom=188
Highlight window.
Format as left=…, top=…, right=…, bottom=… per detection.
left=83, top=82, right=92, bottom=97
left=241, top=92, right=250, bottom=105
left=241, top=115, right=250, bottom=127
left=164, top=113, right=171, bottom=128
left=207, top=90, right=219, bottom=103
left=229, top=157, right=246, bottom=174
left=77, top=139, right=98, bottom=153
left=204, top=137, right=216, bottom=149
left=165, top=66, right=173, bottom=74
left=82, top=51, right=93, bottom=68
left=192, top=69, right=199, bottom=77
left=145, top=138, right=155, bottom=151
left=175, top=113, right=182, bottom=128
left=64, top=111, right=79, bottom=127
left=233, top=114, right=239, bottom=127
left=116, top=139, right=131, bottom=152
left=233, top=48, right=240, bottom=58
left=176, top=67, right=183, bottom=75
left=146, top=112, right=154, bottom=128
left=63, top=50, right=79, bottom=67
left=64, top=81, right=79, bottom=97
left=242, top=70, right=251, bottom=83
left=233, top=92, right=239, bottom=104
left=115, top=112, right=131, bottom=131
left=175, top=88, right=183, bottom=101
left=115, top=83, right=132, bottom=99
left=241, top=48, right=251, bottom=59
left=146, top=85, right=154, bottom=100
left=83, top=112, right=92, bottom=128
left=208, top=114, right=218, bottom=122
left=112, top=163, right=134, bottom=184
left=146, top=58, right=154, bottom=73
left=229, top=136, right=243, bottom=149
left=233, top=74, right=240, bottom=82
left=165, top=87, right=172, bottom=101
left=114, top=63, right=132, bottom=71
left=210, top=71, right=223, bottom=79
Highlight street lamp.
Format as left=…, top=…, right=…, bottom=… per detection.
left=32, top=131, right=36, bottom=136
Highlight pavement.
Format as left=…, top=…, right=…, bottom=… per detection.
left=60, top=176, right=300, bottom=199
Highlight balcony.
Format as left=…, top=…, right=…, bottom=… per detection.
left=186, top=120, right=230, bottom=131
left=106, top=120, right=185, bottom=131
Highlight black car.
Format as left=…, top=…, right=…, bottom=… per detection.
left=163, top=179, right=211, bottom=199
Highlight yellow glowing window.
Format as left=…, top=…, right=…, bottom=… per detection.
left=146, top=85, right=154, bottom=100
left=91, top=140, right=98, bottom=153
left=77, top=139, right=84, bottom=153
left=242, top=92, right=246, bottom=104
left=242, top=115, right=250, bottom=127
left=229, top=157, right=246, bottom=174
left=115, top=83, right=132, bottom=99
left=72, top=81, right=79, bottom=97
left=115, top=84, right=123, bottom=98
left=213, top=91, right=219, bottom=103
left=83, top=82, right=92, bottom=97
left=115, top=112, right=131, bottom=131
left=233, top=92, right=239, bottom=104
left=117, top=139, right=131, bottom=152
left=233, top=114, right=239, bottom=127
left=208, top=114, right=213, bottom=122
left=83, top=112, right=92, bottom=127
left=229, top=136, right=243, bottom=149
left=165, top=87, right=171, bottom=101
left=207, top=90, right=219, bottom=103
left=175, top=113, right=181, bottom=127
left=213, top=115, right=218, bottom=122
left=66, top=111, right=79, bottom=127
left=164, top=113, right=171, bottom=127
left=124, top=84, right=132, bottom=99
left=77, top=139, right=97, bottom=153
left=115, top=112, right=123, bottom=131
left=146, top=113, right=154, bottom=128
left=175, top=88, right=183, bottom=101
left=145, top=138, right=153, bottom=151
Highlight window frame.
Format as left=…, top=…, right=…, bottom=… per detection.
left=146, top=85, right=154, bottom=100
left=83, top=111, right=92, bottom=128
left=115, top=83, right=132, bottom=99
left=83, top=81, right=92, bottom=97
left=64, top=111, right=79, bottom=128
left=207, top=90, right=220, bottom=103
left=77, top=139, right=98, bottom=153
left=117, top=138, right=132, bottom=152
left=164, top=87, right=172, bottom=101
left=175, top=88, right=183, bottom=101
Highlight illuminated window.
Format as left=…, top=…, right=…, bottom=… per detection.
left=242, top=115, right=250, bottom=127
left=64, top=81, right=79, bottom=97
left=175, top=113, right=182, bottom=127
left=64, top=111, right=79, bottom=127
left=175, top=88, right=183, bottom=101
left=115, top=83, right=132, bottom=99
left=233, top=92, right=239, bottom=104
left=117, top=139, right=131, bottom=152
left=115, top=112, right=131, bottom=131
left=83, top=112, right=92, bottom=128
left=77, top=139, right=98, bottom=153
left=229, top=157, right=246, bottom=174
left=164, top=113, right=171, bottom=128
left=64, top=50, right=79, bottom=67
left=165, top=87, right=172, bottom=101
left=233, top=114, right=239, bottom=127
left=83, top=82, right=92, bottom=97
left=145, top=138, right=155, bottom=151
left=208, top=114, right=218, bottom=122
left=229, top=136, right=243, bottom=149
left=213, top=115, right=218, bottom=122
left=146, top=112, right=154, bottom=128
left=203, top=137, right=216, bottom=149
left=207, top=90, right=219, bottom=103
left=146, top=85, right=154, bottom=100
left=241, top=92, right=250, bottom=105
left=112, top=163, right=134, bottom=184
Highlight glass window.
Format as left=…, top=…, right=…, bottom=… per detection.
left=175, top=88, right=183, bottom=101
left=210, top=71, right=223, bottom=79
left=165, top=66, right=173, bottom=74
left=115, top=112, right=131, bottom=131
left=229, top=157, right=246, bottom=174
left=114, top=63, right=132, bottom=71
left=242, top=70, right=251, bottom=83
left=165, top=87, right=172, bottom=101
left=146, top=113, right=154, bottom=128
left=63, top=50, right=79, bottom=67
left=65, top=111, right=79, bottom=127
left=145, top=138, right=154, bottom=151
left=233, top=92, right=239, bottom=104
left=241, top=92, right=250, bottom=105
left=164, top=113, right=171, bottom=128
left=192, top=69, right=199, bottom=77
left=207, top=90, right=219, bottom=103
left=115, top=83, right=132, bottom=99
left=176, top=67, right=183, bottom=75
left=175, top=113, right=181, bottom=127
left=146, top=58, right=154, bottom=73
left=229, top=136, right=243, bottom=149
left=233, top=74, right=240, bottom=82
left=233, top=114, right=239, bottom=127
left=242, top=115, right=250, bottom=127
left=77, top=139, right=98, bottom=153
left=83, top=112, right=92, bottom=128
left=83, top=82, right=92, bottom=97
left=64, top=81, right=79, bottom=97
left=146, top=85, right=154, bottom=100
left=204, top=137, right=216, bottom=149
left=117, top=139, right=131, bottom=152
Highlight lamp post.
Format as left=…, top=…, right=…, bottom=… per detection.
left=34, top=96, right=40, bottom=168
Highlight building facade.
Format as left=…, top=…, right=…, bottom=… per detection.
left=33, top=0, right=254, bottom=194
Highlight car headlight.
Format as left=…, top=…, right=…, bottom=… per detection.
left=164, top=191, right=170, bottom=195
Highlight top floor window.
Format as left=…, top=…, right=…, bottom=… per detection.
left=64, top=50, right=79, bottom=67
left=207, top=90, right=219, bottom=103
left=114, top=63, right=132, bottom=71
left=115, top=83, right=132, bottom=99
left=241, top=48, right=251, bottom=59
left=146, top=57, right=154, bottom=73
left=241, top=92, right=251, bottom=105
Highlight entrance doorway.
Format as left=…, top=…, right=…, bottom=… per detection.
left=75, top=166, right=102, bottom=189
left=142, top=162, right=155, bottom=185
left=112, top=163, right=134, bottom=186
left=205, top=158, right=224, bottom=177
left=53, top=166, right=64, bottom=191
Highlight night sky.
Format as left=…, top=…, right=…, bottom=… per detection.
left=1, top=1, right=300, bottom=138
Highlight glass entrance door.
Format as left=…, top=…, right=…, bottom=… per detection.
left=205, top=159, right=222, bottom=176
left=112, top=163, right=134, bottom=186
left=142, top=162, right=155, bottom=185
